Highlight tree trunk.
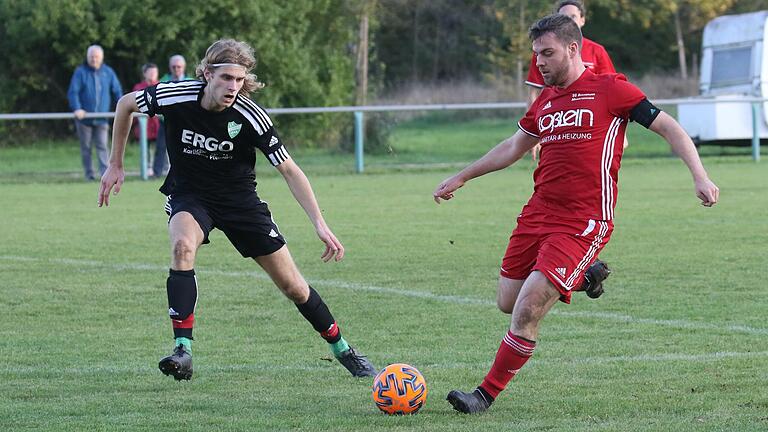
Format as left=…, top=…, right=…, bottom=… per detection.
left=691, top=51, right=698, bottom=76
left=432, top=14, right=442, bottom=83
left=411, top=4, right=420, bottom=83
left=516, top=1, right=526, bottom=99
left=674, top=7, right=687, bottom=79
left=356, top=6, right=370, bottom=106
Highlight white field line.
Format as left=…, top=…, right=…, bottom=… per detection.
left=2, top=350, right=767, bottom=376
left=2, top=255, right=767, bottom=336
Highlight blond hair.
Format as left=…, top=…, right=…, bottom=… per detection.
left=195, top=39, right=265, bottom=94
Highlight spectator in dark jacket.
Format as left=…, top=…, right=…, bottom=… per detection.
left=67, top=45, right=123, bottom=180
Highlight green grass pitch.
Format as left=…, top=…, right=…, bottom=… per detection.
left=1, top=123, right=767, bottom=430
left=0, top=116, right=768, bottom=432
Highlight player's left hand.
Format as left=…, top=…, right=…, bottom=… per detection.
left=316, top=225, right=345, bottom=262
left=694, top=178, right=719, bottom=207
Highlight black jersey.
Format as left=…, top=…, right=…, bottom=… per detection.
left=135, top=80, right=290, bottom=200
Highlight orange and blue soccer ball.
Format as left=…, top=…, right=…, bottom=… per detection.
left=372, top=363, right=427, bottom=415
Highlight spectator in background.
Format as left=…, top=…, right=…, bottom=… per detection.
left=151, top=54, right=190, bottom=177
left=161, top=54, right=189, bottom=82
left=132, top=63, right=161, bottom=176
left=67, top=45, right=123, bottom=180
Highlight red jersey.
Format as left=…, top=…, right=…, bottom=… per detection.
left=525, top=37, right=616, bottom=89
left=517, top=69, right=645, bottom=221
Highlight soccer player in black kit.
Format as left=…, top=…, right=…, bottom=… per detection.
left=98, top=39, right=376, bottom=380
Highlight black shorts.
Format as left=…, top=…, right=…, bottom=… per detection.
left=164, top=193, right=286, bottom=258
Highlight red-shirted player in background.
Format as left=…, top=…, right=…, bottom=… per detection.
left=528, top=1, right=628, bottom=163
left=525, top=1, right=615, bottom=108
left=433, top=13, right=719, bottom=414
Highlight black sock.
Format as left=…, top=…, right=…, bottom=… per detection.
left=167, top=269, right=197, bottom=339
left=295, top=286, right=341, bottom=343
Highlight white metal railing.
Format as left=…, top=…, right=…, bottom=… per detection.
left=1, top=97, right=764, bottom=178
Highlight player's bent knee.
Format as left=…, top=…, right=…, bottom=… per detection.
left=171, top=238, right=197, bottom=264
left=497, top=298, right=514, bottom=314
left=281, top=283, right=309, bottom=303
left=271, top=275, right=308, bottom=302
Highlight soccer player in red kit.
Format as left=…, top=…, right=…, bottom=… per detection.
left=433, top=14, right=719, bottom=414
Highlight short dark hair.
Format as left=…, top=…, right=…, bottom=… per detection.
left=528, top=13, right=583, bottom=49
left=141, top=63, right=158, bottom=73
left=556, top=0, right=585, bottom=17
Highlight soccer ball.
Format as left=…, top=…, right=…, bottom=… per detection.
left=372, top=363, right=428, bottom=415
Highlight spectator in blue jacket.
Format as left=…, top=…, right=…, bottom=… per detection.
left=67, top=45, right=123, bottom=180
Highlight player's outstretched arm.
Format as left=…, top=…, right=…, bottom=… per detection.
left=649, top=111, right=719, bottom=207
left=98, top=93, right=139, bottom=207
left=433, top=130, right=539, bottom=203
left=276, top=159, right=344, bottom=262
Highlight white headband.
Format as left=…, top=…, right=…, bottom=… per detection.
left=210, top=63, right=247, bottom=69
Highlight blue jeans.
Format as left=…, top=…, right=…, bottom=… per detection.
left=75, top=121, right=109, bottom=180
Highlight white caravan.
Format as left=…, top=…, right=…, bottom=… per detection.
left=678, top=10, right=768, bottom=145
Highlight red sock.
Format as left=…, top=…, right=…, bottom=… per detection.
left=320, top=321, right=340, bottom=343
left=172, top=313, right=195, bottom=339
left=479, top=331, right=536, bottom=399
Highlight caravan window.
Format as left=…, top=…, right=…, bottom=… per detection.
left=710, top=46, right=752, bottom=87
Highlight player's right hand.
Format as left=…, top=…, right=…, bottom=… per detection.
left=433, top=175, right=465, bottom=204
left=694, top=177, right=719, bottom=207
left=73, top=109, right=86, bottom=120
left=98, top=164, right=125, bottom=207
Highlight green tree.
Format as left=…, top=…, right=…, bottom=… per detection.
left=0, top=0, right=358, bottom=148
left=588, top=0, right=737, bottom=77
left=374, top=0, right=504, bottom=86
left=483, top=0, right=551, bottom=97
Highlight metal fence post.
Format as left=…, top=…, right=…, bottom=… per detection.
left=354, top=111, right=364, bottom=173
left=752, top=102, right=761, bottom=162
left=138, top=115, right=149, bottom=179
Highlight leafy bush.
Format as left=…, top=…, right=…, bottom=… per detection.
left=0, top=0, right=358, bottom=148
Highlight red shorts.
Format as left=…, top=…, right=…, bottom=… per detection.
left=500, top=207, right=613, bottom=304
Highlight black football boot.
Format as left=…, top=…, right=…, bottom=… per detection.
left=446, top=389, right=491, bottom=414
left=158, top=345, right=193, bottom=381
left=336, top=346, right=376, bottom=377
left=581, top=260, right=611, bottom=299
